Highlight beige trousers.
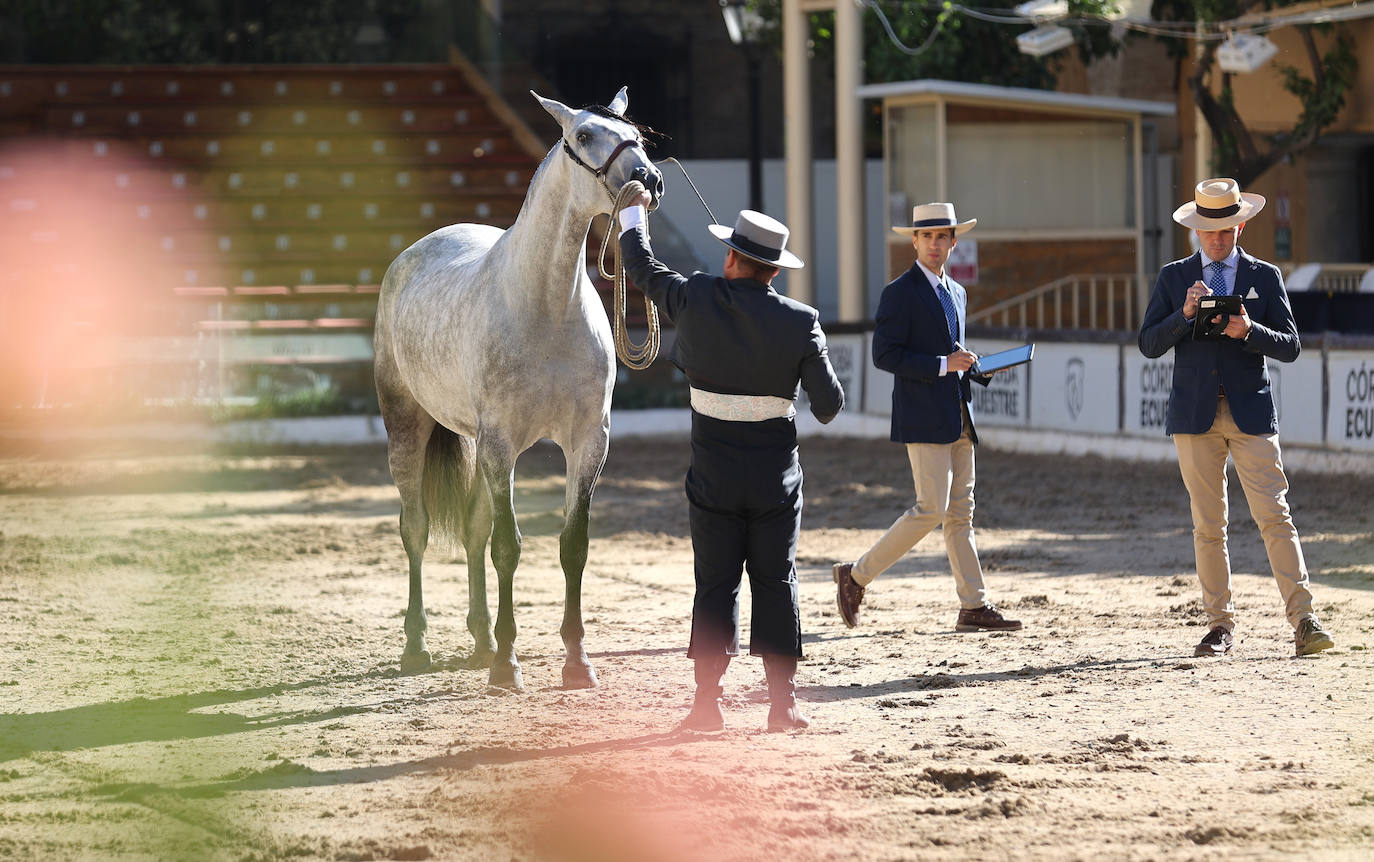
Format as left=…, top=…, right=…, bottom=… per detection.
left=1173, top=396, right=1314, bottom=632
left=852, top=409, right=986, bottom=609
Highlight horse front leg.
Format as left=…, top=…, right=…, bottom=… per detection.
left=462, top=465, right=496, bottom=668
left=559, top=431, right=609, bottom=689
left=477, top=440, right=523, bottom=691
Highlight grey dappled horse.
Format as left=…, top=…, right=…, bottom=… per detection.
left=373, top=88, right=664, bottom=690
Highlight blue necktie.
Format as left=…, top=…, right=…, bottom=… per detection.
left=935, top=278, right=960, bottom=347
left=1208, top=260, right=1229, bottom=296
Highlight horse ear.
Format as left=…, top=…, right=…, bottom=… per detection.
left=608, top=87, right=629, bottom=116
left=532, top=91, right=576, bottom=130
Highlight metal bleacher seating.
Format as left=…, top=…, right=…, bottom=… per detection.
left=0, top=64, right=542, bottom=405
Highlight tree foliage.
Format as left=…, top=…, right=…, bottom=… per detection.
left=1152, top=0, right=1356, bottom=185
left=755, top=0, right=1120, bottom=90
left=755, top=0, right=1357, bottom=187
left=0, top=0, right=432, bottom=64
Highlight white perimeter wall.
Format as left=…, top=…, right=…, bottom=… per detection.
left=843, top=333, right=1374, bottom=453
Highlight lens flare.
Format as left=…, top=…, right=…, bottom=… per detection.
left=0, top=139, right=215, bottom=415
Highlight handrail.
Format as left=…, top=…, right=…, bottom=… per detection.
left=970, top=273, right=1140, bottom=331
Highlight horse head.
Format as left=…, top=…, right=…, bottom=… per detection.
left=533, top=87, right=665, bottom=214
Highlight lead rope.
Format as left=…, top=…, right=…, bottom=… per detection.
left=600, top=180, right=659, bottom=370
left=596, top=158, right=719, bottom=370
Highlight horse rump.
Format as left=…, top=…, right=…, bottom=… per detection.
left=421, top=425, right=484, bottom=548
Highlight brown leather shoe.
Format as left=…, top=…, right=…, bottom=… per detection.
left=1194, top=625, right=1233, bottom=657
left=832, top=562, right=865, bottom=628
left=954, top=604, right=1022, bottom=632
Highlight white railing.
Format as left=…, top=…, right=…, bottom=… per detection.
left=970, top=273, right=1140, bottom=331
left=1281, top=263, right=1372, bottom=294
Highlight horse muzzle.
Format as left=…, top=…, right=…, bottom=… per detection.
left=631, top=165, right=665, bottom=210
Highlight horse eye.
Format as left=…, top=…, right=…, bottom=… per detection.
left=576, top=132, right=588, bottom=144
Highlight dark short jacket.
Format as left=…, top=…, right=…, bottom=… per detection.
left=1138, top=248, right=1299, bottom=436
left=618, top=225, right=844, bottom=423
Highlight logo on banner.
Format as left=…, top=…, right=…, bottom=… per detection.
left=831, top=342, right=854, bottom=376
left=1344, top=360, right=1373, bottom=440
left=1065, top=358, right=1085, bottom=420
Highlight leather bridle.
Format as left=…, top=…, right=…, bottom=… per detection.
left=562, top=135, right=643, bottom=196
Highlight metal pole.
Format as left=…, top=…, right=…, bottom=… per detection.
left=747, top=51, right=763, bottom=212
left=835, top=0, right=865, bottom=322
left=783, top=0, right=813, bottom=305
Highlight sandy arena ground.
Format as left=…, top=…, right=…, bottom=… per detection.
left=1, top=431, right=1372, bottom=861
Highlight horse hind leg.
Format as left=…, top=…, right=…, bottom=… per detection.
left=558, top=431, right=609, bottom=689
left=459, top=444, right=496, bottom=668
left=423, top=427, right=496, bottom=668
left=381, top=398, right=436, bottom=674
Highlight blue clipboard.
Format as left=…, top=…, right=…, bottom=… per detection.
left=972, top=344, right=1034, bottom=375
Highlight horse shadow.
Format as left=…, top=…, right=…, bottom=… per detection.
left=0, top=664, right=405, bottom=765
left=147, top=730, right=715, bottom=800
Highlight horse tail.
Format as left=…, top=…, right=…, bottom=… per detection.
left=422, top=426, right=479, bottom=547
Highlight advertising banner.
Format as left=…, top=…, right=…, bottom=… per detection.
left=1122, top=351, right=1173, bottom=437
left=1029, top=343, right=1120, bottom=434
left=1273, top=354, right=1323, bottom=445
left=1326, top=351, right=1374, bottom=451
left=824, top=334, right=865, bottom=418
left=863, top=332, right=892, bottom=417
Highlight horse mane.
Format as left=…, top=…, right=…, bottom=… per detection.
left=579, top=104, right=666, bottom=148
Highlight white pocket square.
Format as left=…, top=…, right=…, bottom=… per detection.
left=1245, top=287, right=1259, bottom=299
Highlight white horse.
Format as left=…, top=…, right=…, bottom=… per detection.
left=373, top=88, right=664, bottom=690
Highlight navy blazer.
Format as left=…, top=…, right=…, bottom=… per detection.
left=618, top=226, right=844, bottom=423
left=873, top=263, right=989, bottom=444
left=1138, top=248, right=1300, bottom=436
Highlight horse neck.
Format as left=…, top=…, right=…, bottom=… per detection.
left=497, top=151, right=601, bottom=312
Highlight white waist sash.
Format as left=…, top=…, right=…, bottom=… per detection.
left=689, top=387, right=796, bottom=422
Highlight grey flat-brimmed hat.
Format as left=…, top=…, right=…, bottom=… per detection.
left=892, top=202, right=976, bottom=236
left=1173, top=178, right=1265, bottom=230
left=707, top=209, right=805, bottom=270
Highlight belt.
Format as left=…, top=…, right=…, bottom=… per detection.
left=689, top=387, right=796, bottom=422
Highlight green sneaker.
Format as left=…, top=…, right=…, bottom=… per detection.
left=1295, top=617, right=1334, bottom=657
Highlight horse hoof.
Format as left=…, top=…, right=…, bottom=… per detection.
left=400, top=650, right=432, bottom=675
left=561, top=662, right=598, bottom=690
left=488, top=663, right=524, bottom=692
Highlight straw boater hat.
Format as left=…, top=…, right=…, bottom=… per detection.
left=1173, top=178, right=1265, bottom=230
left=708, top=210, right=805, bottom=270
left=892, top=202, right=976, bottom=236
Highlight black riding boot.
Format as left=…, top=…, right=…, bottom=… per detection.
left=763, top=654, right=810, bottom=731
left=681, top=654, right=730, bottom=731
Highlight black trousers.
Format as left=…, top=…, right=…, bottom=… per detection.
left=684, top=414, right=803, bottom=659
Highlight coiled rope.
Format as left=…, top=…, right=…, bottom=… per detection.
left=596, top=158, right=717, bottom=370
left=598, top=180, right=660, bottom=370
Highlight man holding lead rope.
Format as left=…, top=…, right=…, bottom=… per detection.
left=617, top=186, right=844, bottom=732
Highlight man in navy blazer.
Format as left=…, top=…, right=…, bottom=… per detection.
left=1139, top=178, right=1334, bottom=658
left=832, top=203, right=1020, bottom=634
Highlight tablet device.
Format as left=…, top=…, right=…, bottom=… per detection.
left=971, top=344, right=1034, bottom=375
left=1193, top=294, right=1243, bottom=341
